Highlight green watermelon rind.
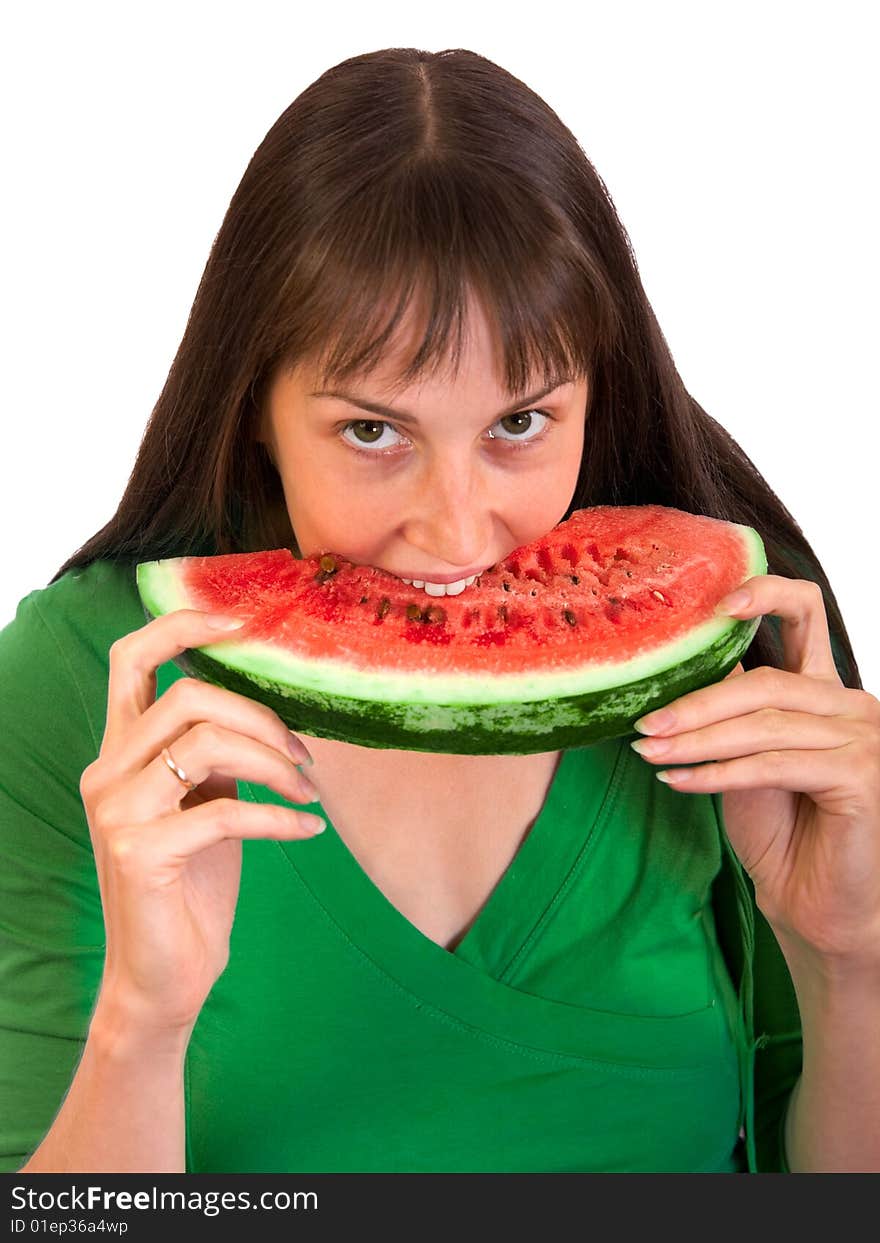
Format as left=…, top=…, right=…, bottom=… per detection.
left=135, top=524, right=766, bottom=756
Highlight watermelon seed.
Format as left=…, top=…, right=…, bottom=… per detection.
left=563, top=609, right=577, bottom=626
left=624, top=571, right=633, bottom=578
left=497, top=604, right=508, bottom=622
left=315, top=553, right=339, bottom=584
left=652, top=590, right=670, bottom=605
left=530, top=589, right=537, bottom=597
left=570, top=575, right=580, bottom=584
left=405, top=603, right=422, bottom=622
left=502, top=581, right=511, bottom=591
left=359, top=596, right=368, bottom=605
left=377, top=597, right=391, bottom=619
left=424, top=605, right=446, bottom=625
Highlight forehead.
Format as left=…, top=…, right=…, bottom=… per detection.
left=304, top=286, right=515, bottom=398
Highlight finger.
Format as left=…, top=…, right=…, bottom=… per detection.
left=716, top=574, right=841, bottom=683
left=102, top=675, right=313, bottom=783
left=141, top=800, right=327, bottom=863
left=102, top=609, right=314, bottom=770
left=103, top=610, right=251, bottom=748
left=636, top=666, right=862, bottom=737
left=651, top=742, right=861, bottom=807
left=139, top=721, right=320, bottom=819
left=631, top=707, right=854, bottom=767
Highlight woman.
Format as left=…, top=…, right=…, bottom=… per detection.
left=1, top=47, right=876, bottom=1173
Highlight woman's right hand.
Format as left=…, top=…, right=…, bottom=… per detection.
left=80, top=609, right=325, bottom=1040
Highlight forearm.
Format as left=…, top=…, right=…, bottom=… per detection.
left=18, top=997, right=193, bottom=1174
left=782, top=954, right=880, bottom=1173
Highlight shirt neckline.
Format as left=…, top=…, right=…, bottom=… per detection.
left=245, top=741, right=725, bottom=1071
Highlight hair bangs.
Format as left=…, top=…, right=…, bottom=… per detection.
left=277, top=163, right=607, bottom=403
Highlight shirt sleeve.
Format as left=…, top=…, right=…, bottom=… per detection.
left=0, top=588, right=106, bottom=1171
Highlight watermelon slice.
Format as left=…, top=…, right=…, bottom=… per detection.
left=135, top=505, right=766, bottom=755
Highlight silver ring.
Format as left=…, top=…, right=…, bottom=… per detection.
left=161, top=745, right=198, bottom=791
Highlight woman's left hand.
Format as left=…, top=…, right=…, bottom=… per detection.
left=630, top=575, right=880, bottom=967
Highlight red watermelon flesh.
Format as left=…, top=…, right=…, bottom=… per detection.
left=173, top=506, right=755, bottom=672
left=136, top=504, right=766, bottom=753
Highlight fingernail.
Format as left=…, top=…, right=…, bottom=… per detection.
left=717, top=590, right=750, bottom=615
left=302, top=814, right=326, bottom=834
left=630, top=736, right=670, bottom=757
left=634, top=708, right=676, bottom=735
left=205, top=613, right=247, bottom=630
left=298, top=774, right=320, bottom=802
left=288, top=734, right=314, bottom=765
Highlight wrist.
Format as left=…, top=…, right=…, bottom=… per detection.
left=768, top=919, right=880, bottom=985
left=772, top=939, right=880, bottom=1016
left=90, top=992, right=195, bottom=1062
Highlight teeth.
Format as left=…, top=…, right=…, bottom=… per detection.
left=400, top=574, right=478, bottom=596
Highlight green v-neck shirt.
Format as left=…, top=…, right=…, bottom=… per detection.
left=0, top=560, right=802, bottom=1172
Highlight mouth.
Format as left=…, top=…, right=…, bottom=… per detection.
left=393, top=572, right=483, bottom=597
left=375, top=566, right=492, bottom=596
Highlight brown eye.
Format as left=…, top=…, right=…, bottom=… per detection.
left=351, top=420, right=382, bottom=443
left=491, top=409, right=551, bottom=445
left=342, top=420, right=404, bottom=451
left=339, top=409, right=552, bottom=457
left=499, top=411, right=535, bottom=436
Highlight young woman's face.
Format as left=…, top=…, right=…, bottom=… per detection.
left=258, top=298, right=589, bottom=588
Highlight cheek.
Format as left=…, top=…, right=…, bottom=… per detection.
left=515, top=449, right=583, bottom=541
left=282, top=473, right=397, bottom=557
left=555, top=422, right=585, bottom=503
left=517, top=432, right=584, bottom=519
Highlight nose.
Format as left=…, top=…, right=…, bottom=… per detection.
left=401, top=457, right=495, bottom=570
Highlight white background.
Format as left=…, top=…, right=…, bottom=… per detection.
left=2, top=0, right=877, bottom=691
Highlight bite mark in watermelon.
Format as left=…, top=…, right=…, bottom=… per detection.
left=135, top=505, right=766, bottom=755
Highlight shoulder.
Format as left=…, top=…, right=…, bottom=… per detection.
left=1, top=559, right=144, bottom=693
left=0, top=560, right=145, bottom=840
left=2, top=558, right=141, bottom=635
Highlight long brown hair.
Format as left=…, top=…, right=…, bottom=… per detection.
left=49, top=47, right=861, bottom=689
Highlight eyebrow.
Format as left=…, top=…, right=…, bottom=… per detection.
left=309, top=378, right=574, bottom=425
